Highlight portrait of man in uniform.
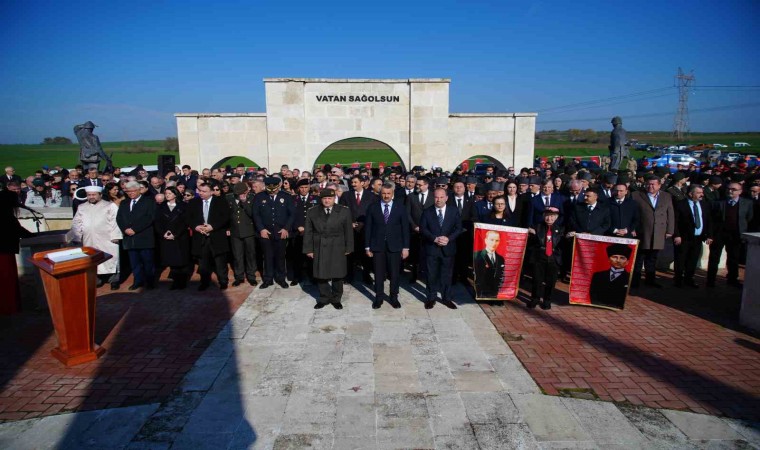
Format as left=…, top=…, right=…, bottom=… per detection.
left=589, top=243, right=633, bottom=309
left=473, top=230, right=505, bottom=298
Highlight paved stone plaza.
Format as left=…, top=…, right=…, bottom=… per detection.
left=1, top=281, right=758, bottom=449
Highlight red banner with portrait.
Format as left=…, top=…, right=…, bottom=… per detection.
left=473, top=223, right=529, bottom=301
left=569, top=233, right=639, bottom=310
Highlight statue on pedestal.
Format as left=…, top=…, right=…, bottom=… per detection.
left=74, top=121, right=113, bottom=172
left=609, top=116, right=629, bottom=172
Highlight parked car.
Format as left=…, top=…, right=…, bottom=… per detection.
left=690, top=150, right=704, bottom=159
left=724, top=153, right=742, bottom=162
left=707, top=150, right=722, bottom=160
left=734, top=142, right=751, bottom=147
left=713, top=143, right=728, bottom=148
left=646, top=154, right=698, bottom=172
left=577, top=160, right=601, bottom=170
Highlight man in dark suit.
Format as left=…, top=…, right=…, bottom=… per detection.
left=673, top=184, right=713, bottom=288
left=473, top=230, right=505, bottom=298
left=598, top=173, right=617, bottom=201
left=187, top=182, right=231, bottom=290
left=406, top=177, right=434, bottom=283
left=180, top=165, right=198, bottom=191
left=515, top=176, right=541, bottom=227
left=608, top=183, right=639, bottom=238
left=83, top=167, right=103, bottom=187
left=227, top=182, right=258, bottom=287
left=589, top=243, right=632, bottom=309
left=472, top=182, right=499, bottom=223
left=529, top=180, right=565, bottom=226
left=450, top=180, right=475, bottom=284
left=528, top=207, right=564, bottom=309
left=3, top=166, right=22, bottom=185
left=364, top=182, right=410, bottom=309
left=707, top=182, right=754, bottom=287
left=116, top=181, right=156, bottom=290
left=340, top=175, right=378, bottom=283
left=569, top=188, right=611, bottom=236
left=253, top=177, right=295, bottom=289
left=290, top=179, right=318, bottom=286
left=750, top=184, right=760, bottom=232
left=419, top=187, right=463, bottom=309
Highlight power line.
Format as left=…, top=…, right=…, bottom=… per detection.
left=673, top=68, right=695, bottom=141
left=539, top=92, right=674, bottom=115
left=535, top=87, right=672, bottom=113
left=537, top=101, right=760, bottom=124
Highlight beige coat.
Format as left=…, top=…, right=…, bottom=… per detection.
left=67, top=200, right=122, bottom=274
left=632, top=190, right=674, bottom=250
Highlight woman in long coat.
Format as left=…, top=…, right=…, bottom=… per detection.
left=154, top=187, right=192, bottom=289
left=303, top=189, right=354, bottom=307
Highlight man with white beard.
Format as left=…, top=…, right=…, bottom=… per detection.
left=66, top=185, right=123, bottom=289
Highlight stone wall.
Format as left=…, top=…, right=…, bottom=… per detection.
left=175, top=114, right=268, bottom=170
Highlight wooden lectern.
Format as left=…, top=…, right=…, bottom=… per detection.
left=30, top=247, right=111, bottom=367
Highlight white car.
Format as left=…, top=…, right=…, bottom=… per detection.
left=734, top=142, right=751, bottom=147
left=724, top=153, right=742, bottom=162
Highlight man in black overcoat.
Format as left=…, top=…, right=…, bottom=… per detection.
left=187, top=183, right=231, bottom=290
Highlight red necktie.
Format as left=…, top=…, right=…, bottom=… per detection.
left=356, top=192, right=360, bottom=205
left=545, top=228, right=553, bottom=256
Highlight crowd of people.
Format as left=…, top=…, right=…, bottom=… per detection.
left=1, top=156, right=758, bottom=311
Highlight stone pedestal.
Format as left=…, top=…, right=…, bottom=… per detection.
left=740, top=233, right=760, bottom=332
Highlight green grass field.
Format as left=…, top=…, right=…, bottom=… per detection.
left=3, top=132, right=758, bottom=178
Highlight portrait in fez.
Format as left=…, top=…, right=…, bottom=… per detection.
left=588, top=243, right=634, bottom=309
left=473, top=229, right=506, bottom=298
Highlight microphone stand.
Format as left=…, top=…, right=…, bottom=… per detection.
left=18, top=204, right=44, bottom=233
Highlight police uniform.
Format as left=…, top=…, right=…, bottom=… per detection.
left=253, top=178, right=295, bottom=288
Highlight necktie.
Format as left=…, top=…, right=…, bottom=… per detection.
left=729, top=200, right=736, bottom=207
left=544, top=196, right=550, bottom=207
left=383, top=204, right=390, bottom=223
left=588, top=205, right=593, bottom=212
left=130, top=199, right=136, bottom=211
left=693, top=202, right=701, bottom=229
left=617, top=200, right=623, bottom=205
left=420, top=193, right=425, bottom=205
left=356, top=192, right=360, bottom=205
left=545, top=228, right=553, bottom=256
left=325, top=208, right=330, bottom=216
left=302, top=196, right=306, bottom=203
left=489, top=252, right=495, bottom=264
left=437, top=209, right=444, bottom=227
left=487, top=202, right=492, bottom=210
left=457, top=198, right=462, bottom=213
left=203, top=200, right=209, bottom=223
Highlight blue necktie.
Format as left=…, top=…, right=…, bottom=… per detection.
left=383, top=204, right=390, bottom=224
left=437, top=209, right=444, bottom=227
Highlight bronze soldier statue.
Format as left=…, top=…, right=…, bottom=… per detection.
left=609, top=116, right=629, bottom=172
left=74, top=121, right=113, bottom=172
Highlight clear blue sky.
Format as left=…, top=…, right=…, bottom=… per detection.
left=1, top=0, right=758, bottom=143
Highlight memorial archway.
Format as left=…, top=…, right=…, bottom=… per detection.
left=456, top=155, right=507, bottom=174
left=211, top=156, right=260, bottom=171
left=313, top=137, right=406, bottom=173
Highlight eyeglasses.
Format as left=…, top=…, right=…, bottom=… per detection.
left=212, top=188, right=220, bottom=191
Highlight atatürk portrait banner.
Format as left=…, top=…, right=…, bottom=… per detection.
left=473, top=223, right=528, bottom=301
left=569, top=233, right=639, bottom=310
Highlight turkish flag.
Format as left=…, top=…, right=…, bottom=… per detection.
left=365, top=162, right=372, bottom=169
left=475, top=158, right=482, bottom=164
left=461, top=161, right=469, bottom=171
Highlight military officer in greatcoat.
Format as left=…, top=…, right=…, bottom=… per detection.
left=289, top=178, right=319, bottom=285
left=253, top=177, right=295, bottom=289
left=303, top=188, right=354, bottom=309
left=227, top=182, right=259, bottom=286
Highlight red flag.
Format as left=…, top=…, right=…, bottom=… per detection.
left=365, top=162, right=372, bottom=169
left=461, top=161, right=469, bottom=171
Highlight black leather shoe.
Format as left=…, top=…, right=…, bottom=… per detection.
left=372, top=300, right=382, bottom=309
left=684, top=280, right=699, bottom=288
left=128, top=284, right=143, bottom=291
left=645, top=280, right=663, bottom=289
left=198, top=284, right=209, bottom=291
left=110, top=282, right=120, bottom=290
left=728, top=280, right=743, bottom=288
left=540, top=301, right=552, bottom=310
left=260, top=281, right=273, bottom=289
left=409, top=275, right=417, bottom=284
left=96, top=279, right=105, bottom=288
left=362, top=275, right=373, bottom=284
left=314, top=303, right=326, bottom=309
left=424, top=300, right=435, bottom=309
left=232, top=280, right=244, bottom=287
left=527, top=298, right=539, bottom=309
left=248, top=279, right=258, bottom=286
left=332, top=303, right=343, bottom=310
left=441, top=299, right=458, bottom=310
left=388, top=297, right=401, bottom=309
left=290, top=279, right=299, bottom=286
left=219, top=283, right=228, bottom=291
left=276, top=280, right=289, bottom=288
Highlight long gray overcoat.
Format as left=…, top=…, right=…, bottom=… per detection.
left=632, top=190, right=674, bottom=250
left=303, top=204, right=354, bottom=279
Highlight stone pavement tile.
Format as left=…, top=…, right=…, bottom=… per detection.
left=269, top=342, right=307, bottom=361
left=425, top=392, right=471, bottom=436
left=374, top=371, right=423, bottom=394
left=342, top=338, right=374, bottom=363
left=243, top=325, right=284, bottom=344
left=537, top=441, right=599, bottom=449
left=132, top=392, right=205, bottom=445
left=723, top=418, right=760, bottom=444
left=170, top=431, right=234, bottom=450
left=432, top=432, right=480, bottom=450
left=511, top=393, right=591, bottom=442
left=375, top=392, right=429, bottom=418
left=373, top=343, right=416, bottom=373
left=272, top=433, right=333, bottom=449
left=292, top=362, right=342, bottom=395
left=431, top=318, right=477, bottom=343
left=439, top=342, right=493, bottom=372
left=59, top=403, right=159, bottom=449
left=375, top=393, right=434, bottom=447
left=339, top=362, right=374, bottom=396
left=616, top=404, right=696, bottom=449
left=344, top=321, right=373, bottom=338
left=335, top=395, right=376, bottom=437
left=183, top=390, right=245, bottom=434
left=332, top=435, right=378, bottom=449
left=452, top=370, right=504, bottom=392
left=471, top=422, right=540, bottom=450
left=125, top=442, right=172, bottom=450
left=202, top=335, right=236, bottom=358
left=370, top=322, right=410, bottom=344
left=488, top=355, right=541, bottom=394
left=280, top=392, right=337, bottom=435
left=180, top=356, right=230, bottom=392
left=560, top=397, right=646, bottom=447
left=661, top=409, right=745, bottom=441
left=210, top=358, right=269, bottom=394
left=227, top=424, right=279, bottom=450
left=461, top=391, right=522, bottom=425
left=415, top=354, right=457, bottom=394
left=241, top=395, right=288, bottom=426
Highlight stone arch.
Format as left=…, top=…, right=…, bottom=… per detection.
left=456, top=154, right=508, bottom=173
left=311, top=137, right=407, bottom=173
left=210, top=156, right=261, bottom=171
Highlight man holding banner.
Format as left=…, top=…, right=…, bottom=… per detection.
left=527, top=207, right=564, bottom=309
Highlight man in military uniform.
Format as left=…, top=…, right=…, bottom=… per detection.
left=253, top=177, right=295, bottom=288
left=609, top=116, right=629, bottom=172
left=303, top=188, right=354, bottom=309
left=74, top=121, right=112, bottom=171
left=290, top=178, right=318, bottom=285
left=666, top=172, right=688, bottom=203
left=227, top=182, right=258, bottom=286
